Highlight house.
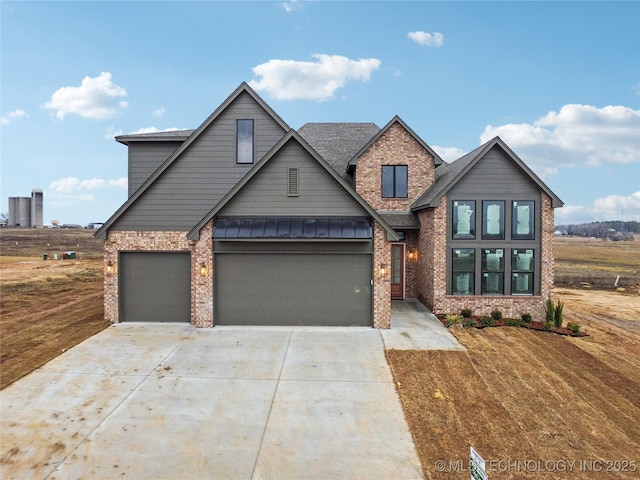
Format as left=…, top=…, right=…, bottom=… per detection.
left=95, top=82, right=563, bottom=328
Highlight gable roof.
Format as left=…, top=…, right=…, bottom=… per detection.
left=411, top=136, right=564, bottom=210
left=347, top=115, right=445, bottom=170
left=187, top=129, right=399, bottom=241
left=95, top=82, right=290, bottom=239
left=297, top=122, right=381, bottom=183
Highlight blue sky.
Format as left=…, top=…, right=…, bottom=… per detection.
left=1, top=0, right=638, bottom=226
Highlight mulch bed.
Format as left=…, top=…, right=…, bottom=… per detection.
left=437, top=315, right=588, bottom=337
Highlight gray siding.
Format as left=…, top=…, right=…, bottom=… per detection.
left=112, top=92, right=287, bottom=231
left=447, top=146, right=542, bottom=295
left=128, top=142, right=184, bottom=195
left=219, top=139, right=368, bottom=217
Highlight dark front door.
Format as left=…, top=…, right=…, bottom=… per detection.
left=391, top=244, right=404, bottom=299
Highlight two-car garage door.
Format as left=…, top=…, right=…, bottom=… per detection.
left=215, top=243, right=372, bottom=326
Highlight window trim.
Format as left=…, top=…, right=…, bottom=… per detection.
left=482, top=200, right=505, bottom=240
left=452, top=200, right=476, bottom=239
left=511, top=248, right=535, bottom=296
left=481, top=248, right=505, bottom=295
left=236, top=119, right=254, bottom=164
left=451, top=248, right=475, bottom=295
left=381, top=165, right=408, bottom=198
left=511, top=200, right=535, bottom=240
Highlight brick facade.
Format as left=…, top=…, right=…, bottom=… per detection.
left=373, top=222, right=391, bottom=328
left=103, top=222, right=214, bottom=327
left=355, top=122, right=435, bottom=210
left=413, top=192, right=556, bottom=321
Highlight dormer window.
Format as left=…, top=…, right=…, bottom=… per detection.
left=381, top=165, right=408, bottom=198
left=236, top=119, right=254, bottom=164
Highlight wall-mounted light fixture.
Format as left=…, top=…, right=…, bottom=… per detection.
left=199, top=262, right=207, bottom=276
left=379, top=263, right=386, bottom=276
left=408, top=248, right=417, bottom=261
left=106, top=260, right=113, bottom=275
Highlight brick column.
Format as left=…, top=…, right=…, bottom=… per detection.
left=373, top=222, right=391, bottom=328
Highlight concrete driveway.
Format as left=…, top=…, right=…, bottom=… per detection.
left=1, top=302, right=462, bottom=479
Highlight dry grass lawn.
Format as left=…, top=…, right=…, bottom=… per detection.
left=388, top=236, right=640, bottom=479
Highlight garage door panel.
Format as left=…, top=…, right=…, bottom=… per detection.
left=120, top=252, right=190, bottom=323
left=216, top=253, right=371, bottom=326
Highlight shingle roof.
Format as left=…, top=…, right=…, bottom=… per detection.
left=115, top=129, right=195, bottom=145
left=297, top=123, right=380, bottom=184
left=377, top=211, right=421, bottom=229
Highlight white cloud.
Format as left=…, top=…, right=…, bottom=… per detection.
left=433, top=145, right=466, bottom=163
left=408, top=31, right=444, bottom=48
left=249, top=54, right=381, bottom=101
left=1, top=109, right=28, bottom=125
left=43, top=72, right=128, bottom=120
left=105, top=126, right=124, bottom=139
left=481, top=104, right=640, bottom=178
left=49, top=176, right=127, bottom=193
left=555, top=191, right=640, bottom=223
left=128, top=126, right=185, bottom=134
left=281, top=0, right=301, bottom=13
left=633, top=83, right=640, bottom=96
left=153, top=105, right=166, bottom=117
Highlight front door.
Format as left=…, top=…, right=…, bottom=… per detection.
left=391, top=244, right=404, bottom=299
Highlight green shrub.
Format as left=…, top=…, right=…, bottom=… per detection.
left=545, top=296, right=555, bottom=323
left=463, top=319, right=477, bottom=328
left=461, top=308, right=472, bottom=319
left=567, top=322, right=581, bottom=334
left=490, top=309, right=503, bottom=321
left=554, top=299, right=564, bottom=328
left=505, top=318, right=525, bottom=327
left=521, top=312, right=533, bottom=323
left=445, top=313, right=463, bottom=325
left=480, top=315, right=495, bottom=326
left=544, top=321, right=555, bottom=331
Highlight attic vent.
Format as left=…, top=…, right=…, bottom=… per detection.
left=287, top=167, right=299, bottom=197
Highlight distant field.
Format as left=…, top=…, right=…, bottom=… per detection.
left=554, top=235, right=639, bottom=289
left=0, top=228, right=103, bottom=259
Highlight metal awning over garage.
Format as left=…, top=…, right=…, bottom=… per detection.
left=213, top=217, right=372, bottom=240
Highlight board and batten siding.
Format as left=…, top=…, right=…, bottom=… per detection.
left=112, top=91, right=287, bottom=231
left=128, top=142, right=184, bottom=195
left=446, top=145, right=543, bottom=295
left=219, top=139, right=368, bottom=217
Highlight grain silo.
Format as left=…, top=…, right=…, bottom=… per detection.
left=31, top=189, right=43, bottom=227
left=8, top=197, right=18, bottom=227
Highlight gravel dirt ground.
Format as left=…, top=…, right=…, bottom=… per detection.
left=387, top=287, right=640, bottom=479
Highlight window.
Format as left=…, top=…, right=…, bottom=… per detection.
left=382, top=165, right=408, bottom=198
left=452, top=248, right=475, bottom=295
left=482, top=201, right=505, bottom=240
left=482, top=248, right=504, bottom=294
left=512, top=201, right=535, bottom=240
left=236, top=119, right=254, bottom=164
left=511, top=249, right=534, bottom=295
left=452, top=201, right=475, bottom=239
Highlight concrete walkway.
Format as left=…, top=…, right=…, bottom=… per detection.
left=1, top=301, right=462, bottom=479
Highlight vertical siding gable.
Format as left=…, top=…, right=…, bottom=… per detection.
left=112, top=92, right=287, bottom=231
left=219, top=139, right=368, bottom=217
left=451, top=146, right=540, bottom=197
left=128, top=142, right=184, bottom=195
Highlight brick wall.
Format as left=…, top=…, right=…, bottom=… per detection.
left=373, top=222, right=391, bottom=328
left=414, top=193, right=556, bottom=321
left=103, top=223, right=214, bottom=327
left=355, top=122, right=435, bottom=210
